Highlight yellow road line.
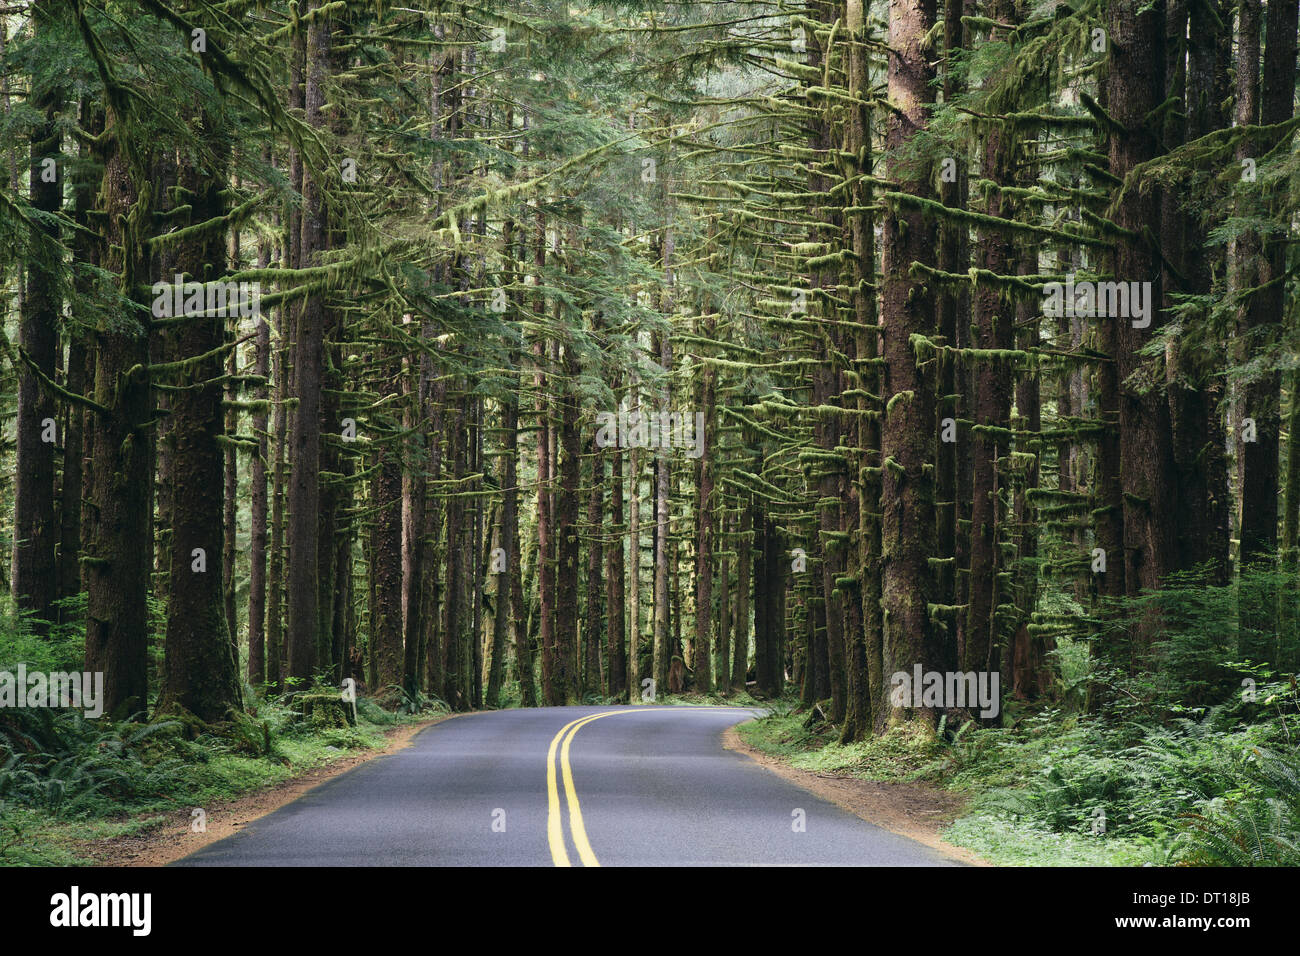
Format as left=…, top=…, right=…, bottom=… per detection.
left=546, top=707, right=761, bottom=867
left=560, top=712, right=611, bottom=866
left=546, top=713, right=600, bottom=866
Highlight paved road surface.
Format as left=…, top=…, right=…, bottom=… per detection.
left=175, top=705, right=960, bottom=866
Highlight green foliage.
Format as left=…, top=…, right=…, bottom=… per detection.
left=1088, top=566, right=1300, bottom=709
left=740, top=709, right=947, bottom=782
left=0, top=599, right=88, bottom=675
left=0, top=710, right=189, bottom=816
left=1173, top=748, right=1300, bottom=865
left=740, top=637, right=1300, bottom=866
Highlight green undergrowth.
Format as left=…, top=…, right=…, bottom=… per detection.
left=0, top=685, right=449, bottom=866
left=738, top=678, right=1300, bottom=867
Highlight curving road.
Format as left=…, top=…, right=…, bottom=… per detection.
left=174, top=705, right=960, bottom=867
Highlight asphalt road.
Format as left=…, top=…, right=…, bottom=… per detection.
left=174, top=705, right=960, bottom=866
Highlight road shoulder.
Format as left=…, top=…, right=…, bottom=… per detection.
left=77, top=714, right=457, bottom=867
left=722, top=724, right=991, bottom=866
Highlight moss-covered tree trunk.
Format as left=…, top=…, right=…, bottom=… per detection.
left=12, top=0, right=62, bottom=634
left=534, top=215, right=557, bottom=705
left=222, top=339, right=238, bottom=653
left=442, top=390, right=468, bottom=709
left=247, top=232, right=272, bottom=687
left=83, top=106, right=152, bottom=719
left=584, top=446, right=605, bottom=696
left=58, top=99, right=102, bottom=618
left=1238, top=0, right=1298, bottom=573
left=963, top=11, right=1018, bottom=685
left=754, top=510, right=784, bottom=697
left=157, top=127, right=243, bottom=724
left=556, top=333, right=583, bottom=705
left=401, top=330, right=428, bottom=698
left=285, top=8, right=331, bottom=685
left=1107, top=0, right=1177, bottom=643
left=653, top=327, right=673, bottom=692
left=935, top=0, right=969, bottom=669
left=841, top=0, right=880, bottom=741
left=879, top=0, right=940, bottom=728
left=1164, top=0, right=1230, bottom=585
left=606, top=371, right=627, bottom=700
left=731, top=489, right=751, bottom=691
left=422, top=372, right=447, bottom=698
left=369, top=338, right=405, bottom=693
left=716, top=505, right=731, bottom=694
left=266, top=240, right=290, bottom=693
left=627, top=384, right=642, bottom=699
left=693, top=317, right=715, bottom=692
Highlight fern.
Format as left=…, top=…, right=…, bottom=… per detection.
left=1174, top=748, right=1300, bottom=865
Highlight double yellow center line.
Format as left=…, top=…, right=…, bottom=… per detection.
left=546, top=710, right=622, bottom=866
left=544, top=706, right=760, bottom=867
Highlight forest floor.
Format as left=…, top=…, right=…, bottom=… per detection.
left=734, top=708, right=1161, bottom=866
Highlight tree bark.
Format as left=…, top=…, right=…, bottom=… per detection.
left=83, top=107, right=152, bottom=718
left=157, top=125, right=243, bottom=724
left=12, top=0, right=62, bottom=633
left=879, top=0, right=940, bottom=727
left=285, top=9, right=331, bottom=686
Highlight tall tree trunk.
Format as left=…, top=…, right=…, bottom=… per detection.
left=247, top=231, right=271, bottom=687
left=285, top=9, right=331, bottom=685
left=627, top=393, right=642, bottom=699
left=716, top=507, right=731, bottom=694
left=222, top=336, right=238, bottom=652
left=485, top=494, right=509, bottom=707
left=584, top=452, right=605, bottom=696
left=369, top=340, right=405, bottom=692
left=1108, top=0, right=1176, bottom=646
left=731, top=491, right=751, bottom=691
left=1238, top=0, right=1299, bottom=572
left=470, top=396, right=485, bottom=709
left=83, top=107, right=152, bottom=719
left=333, top=489, right=355, bottom=681
left=693, top=326, right=715, bottom=692
left=316, top=331, right=344, bottom=682
left=653, top=336, right=673, bottom=692
left=841, top=0, right=879, bottom=741
left=534, top=253, right=556, bottom=703
left=401, top=348, right=428, bottom=697
left=58, top=98, right=101, bottom=615
left=555, top=342, right=582, bottom=705
left=497, top=213, right=533, bottom=706
left=935, top=0, right=969, bottom=674
left=266, top=248, right=290, bottom=693
left=157, top=127, right=243, bottom=723
left=423, top=373, right=447, bottom=698
left=442, top=393, right=468, bottom=709
left=606, top=380, right=627, bottom=699
left=504, top=333, right=532, bottom=706
left=879, top=0, right=940, bottom=727
left=963, top=10, right=1018, bottom=687
left=12, top=0, right=62, bottom=633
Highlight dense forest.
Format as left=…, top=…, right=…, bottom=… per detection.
left=1, top=0, right=1299, bottom=869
